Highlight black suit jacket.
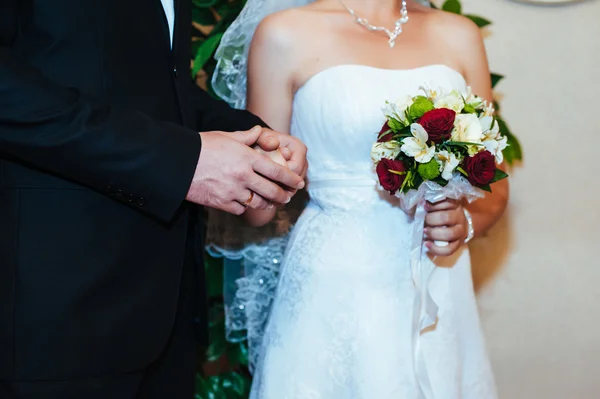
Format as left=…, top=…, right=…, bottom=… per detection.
left=0, top=0, right=262, bottom=380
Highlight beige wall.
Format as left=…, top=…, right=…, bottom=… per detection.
left=462, top=0, right=600, bottom=397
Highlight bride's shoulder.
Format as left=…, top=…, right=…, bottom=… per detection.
left=253, top=6, right=325, bottom=46
left=420, top=7, right=484, bottom=50
left=251, top=6, right=327, bottom=63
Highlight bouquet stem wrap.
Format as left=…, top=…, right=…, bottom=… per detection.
left=397, top=175, right=484, bottom=398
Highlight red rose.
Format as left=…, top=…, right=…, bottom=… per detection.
left=463, top=151, right=496, bottom=186
left=378, top=121, right=393, bottom=142
left=418, top=108, right=456, bottom=144
left=376, top=158, right=407, bottom=194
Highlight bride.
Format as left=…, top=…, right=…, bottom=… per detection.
left=208, top=0, right=509, bottom=398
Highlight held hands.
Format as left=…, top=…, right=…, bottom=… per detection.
left=186, top=126, right=307, bottom=215
left=254, top=128, right=308, bottom=179
left=423, top=199, right=469, bottom=257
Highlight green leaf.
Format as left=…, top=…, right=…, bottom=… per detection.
left=491, top=73, right=504, bottom=89
left=387, top=118, right=405, bottom=132
left=408, top=96, right=434, bottom=120
left=463, top=103, right=476, bottom=114
left=479, top=184, right=492, bottom=193
left=492, top=168, right=509, bottom=183
left=205, top=331, right=227, bottom=362
left=193, top=0, right=218, bottom=7
left=496, top=117, right=523, bottom=164
left=466, top=14, right=492, bottom=28
left=191, top=33, right=224, bottom=78
left=192, top=7, right=217, bottom=25
left=442, top=0, right=462, bottom=14
left=227, top=341, right=249, bottom=367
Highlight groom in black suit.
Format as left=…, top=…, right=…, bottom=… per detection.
left=0, top=0, right=306, bottom=398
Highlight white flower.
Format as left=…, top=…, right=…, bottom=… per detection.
left=464, top=86, right=484, bottom=110
left=479, top=116, right=499, bottom=140
left=435, top=150, right=460, bottom=181
left=480, top=116, right=508, bottom=164
left=382, top=95, right=413, bottom=124
left=401, top=123, right=435, bottom=164
left=434, top=90, right=465, bottom=113
left=419, top=86, right=439, bottom=101
left=482, top=101, right=495, bottom=117
left=371, top=141, right=402, bottom=163
left=451, top=114, right=484, bottom=155
left=483, top=135, right=508, bottom=164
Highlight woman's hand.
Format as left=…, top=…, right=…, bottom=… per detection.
left=254, top=146, right=289, bottom=167
left=423, top=199, right=468, bottom=257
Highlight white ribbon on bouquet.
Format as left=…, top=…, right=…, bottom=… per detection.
left=396, top=175, right=484, bottom=398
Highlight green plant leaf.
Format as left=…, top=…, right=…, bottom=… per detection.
left=491, top=73, right=504, bottom=89
left=466, top=14, right=492, bottom=28
left=479, top=184, right=492, bottom=192
left=408, top=96, right=434, bottom=120
left=227, top=341, right=250, bottom=368
left=205, top=330, right=227, bottom=362
left=496, top=117, right=523, bottom=164
left=193, top=0, right=219, bottom=7
left=492, top=168, right=509, bottom=183
left=191, top=33, right=224, bottom=78
left=192, top=7, right=217, bottom=25
left=442, top=0, right=462, bottom=14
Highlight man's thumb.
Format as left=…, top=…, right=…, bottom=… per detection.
left=231, top=125, right=262, bottom=146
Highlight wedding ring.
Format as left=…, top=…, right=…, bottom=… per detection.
left=242, top=191, right=254, bottom=207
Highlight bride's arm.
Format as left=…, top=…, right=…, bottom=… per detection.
left=425, top=16, right=509, bottom=255
left=458, top=20, right=510, bottom=240
left=243, top=14, right=301, bottom=227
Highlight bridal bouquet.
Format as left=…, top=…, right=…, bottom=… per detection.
left=370, top=86, right=510, bottom=334
left=370, top=86, right=508, bottom=195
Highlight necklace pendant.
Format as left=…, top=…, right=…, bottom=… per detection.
left=387, top=30, right=400, bottom=48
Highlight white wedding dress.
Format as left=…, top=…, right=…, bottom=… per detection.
left=247, top=64, right=497, bottom=399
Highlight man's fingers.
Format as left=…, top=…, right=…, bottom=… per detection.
left=230, top=126, right=263, bottom=146
left=237, top=190, right=273, bottom=211
left=251, top=155, right=304, bottom=191
left=221, top=201, right=247, bottom=216
left=255, top=128, right=280, bottom=152
left=244, top=171, right=292, bottom=205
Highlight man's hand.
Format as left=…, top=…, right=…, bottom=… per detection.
left=186, top=126, right=305, bottom=215
left=254, top=128, right=308, bottom=179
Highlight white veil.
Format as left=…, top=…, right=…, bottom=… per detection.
left=207, top=0, right=431, bottom=373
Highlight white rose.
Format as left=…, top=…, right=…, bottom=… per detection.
left=434, top=90, right=465, bottom=113
left=371, top=141, right=402, bottom=163
left=451, top=114, right=484, bottom=155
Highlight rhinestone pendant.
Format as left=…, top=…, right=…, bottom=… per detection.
left=387, top=28, right=402, bottom=48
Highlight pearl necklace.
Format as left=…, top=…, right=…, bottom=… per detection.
left=337, top=0, right=409, bottom=48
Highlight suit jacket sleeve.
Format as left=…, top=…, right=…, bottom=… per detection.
left=0, top=2, right=200, bottom=223
left=190, top=84, right=268, bottom=132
